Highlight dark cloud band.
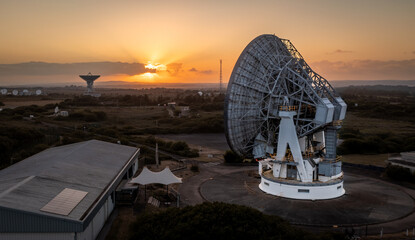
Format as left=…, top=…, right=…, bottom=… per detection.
left=0, top=61, right=154, bottom=76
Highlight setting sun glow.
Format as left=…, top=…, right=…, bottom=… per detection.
left=0, top=1, right=414, bottom=85
left=145, top=63, right=167, bottom=71
left=142, top=72, right=155, bottom=79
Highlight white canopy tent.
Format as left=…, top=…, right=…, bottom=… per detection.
left=130, top=167, right=182, bottom=185
left=130, top=167, right=182, bottom=202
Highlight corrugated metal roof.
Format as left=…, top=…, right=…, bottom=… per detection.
left=0, top=140, right=139, bottom=232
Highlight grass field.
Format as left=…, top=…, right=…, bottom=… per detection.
left=342, top=112, right=415, bottom=135
left=341, top=154, right=389, bottom=167
left=1, top=99, right=62, bottom=109
left=60, top=106, right=224, bottom=135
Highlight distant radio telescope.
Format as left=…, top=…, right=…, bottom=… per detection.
left=225, top=34, right=347, bottom=200
left=35, top=89, right=42, bottom=95
left=12, top=90, right=18, bottom=96
left=0, top=89, right=7, bottom=95
left=79, top=72, right=101, bottom=97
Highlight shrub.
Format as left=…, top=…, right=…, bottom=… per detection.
left=385, top=164, right=415, bottom=182
left=190, top=164, right=199, bottom=172
left=171, top=141, right=189, bottom=152
left=129, top=202, right=345, bottom=240
left=224, top=150, right=243, bottom=163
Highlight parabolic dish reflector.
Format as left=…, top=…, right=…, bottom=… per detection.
left=79, top=74, right=100, bottom=81
left=225, top=34, right=345, bottom=158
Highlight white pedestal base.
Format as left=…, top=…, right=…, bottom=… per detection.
left=259, top=176, right=345, bottom=200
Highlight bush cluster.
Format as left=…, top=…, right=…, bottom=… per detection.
left=190, top=164, right=199, bottom=172
left=223, top=150, right=244, bottom=163
left=129, top=202, right=344, bottom=240
left=339, top=86, right=415, bottom=122
left=144, top=136, right=199, bottom=158
left=338, top=128, right=415, bottom=155
left=385, top=164, right=415, bottom=182
left=63, top=110, right=107, bottom=122
left=0, top=126, right=47, bottom=168
left=0, top=104, right=52, bottom=120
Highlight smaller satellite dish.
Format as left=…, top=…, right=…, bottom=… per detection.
left=55, top=106, right=59, bottom=114
left=197, top=91, right=203, bottom=96
left=0, top=89, right=7, bottom=95
left=22, top=89, right=29, bottom=95
left=12, top=90, right=18, bottom=96
left=35, top=89, right=42, bottom=95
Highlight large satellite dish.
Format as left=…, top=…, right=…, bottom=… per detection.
left=225, top=34, right=347, bottom=200
left=79, top=72, right=101, bottom=97
left=12, top=90, right=18, bottom=96
left=35, top=89, right=42, bottom=95
left=0, top=89, right=7, bottom=95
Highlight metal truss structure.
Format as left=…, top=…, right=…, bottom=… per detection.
left=225, top=34, right=346, bottom=158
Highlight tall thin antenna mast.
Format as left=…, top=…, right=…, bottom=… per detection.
left=220, top=59, right=222, bottom=91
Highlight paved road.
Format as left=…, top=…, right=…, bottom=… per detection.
left=178, top=162, right=256, bottom=206
left=178, top=163, right=415, bottom=235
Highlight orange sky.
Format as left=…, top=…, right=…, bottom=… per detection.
left=0, top=0, right=414, bottom=85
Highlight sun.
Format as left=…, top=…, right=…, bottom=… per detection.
left=145, top=62, right=167, bottom=71
left=142, top=72, right=154, bottom=79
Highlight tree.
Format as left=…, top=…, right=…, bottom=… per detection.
left=129, top=202, right=344, bottom=240
left=224, top=150, right=243, bottom=163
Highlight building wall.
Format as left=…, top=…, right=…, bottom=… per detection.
left=0, top=189, right=117, bottom=240
left=78, top=193, right=116, bottom=240
left=259, top=177, right=345, bottom=200
left=0, top=149, right=138, bottom=240
left=0, top=232, right=74, bottom=240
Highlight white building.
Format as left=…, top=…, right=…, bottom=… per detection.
left=0, top=140, right=140, bottom=240
left=60, top=111, right=69, bottom=117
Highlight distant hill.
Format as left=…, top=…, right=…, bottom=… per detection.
left=331, top=80, right=415, bottom=88
left=337, top=85, right=415, bottom=97
left=96, top=80, right=415, bottom=89
left=2, top=79, right=415, bottom=90
left=95, top=81, right=220, bottom=89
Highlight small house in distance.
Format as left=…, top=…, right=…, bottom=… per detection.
left=0, top=140, right=140, bottom=240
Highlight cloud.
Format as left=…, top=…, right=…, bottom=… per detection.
left=328, top=49, right=353, bottom=54
left=166, top=63, right=183, bottom=76
left=0, top=61, right=154, bottom=76
left=311, top=59, right=415, bottom=80
left=188, top=67, right=213, bottom=75
left=200, top=70, right=213, bottom=74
